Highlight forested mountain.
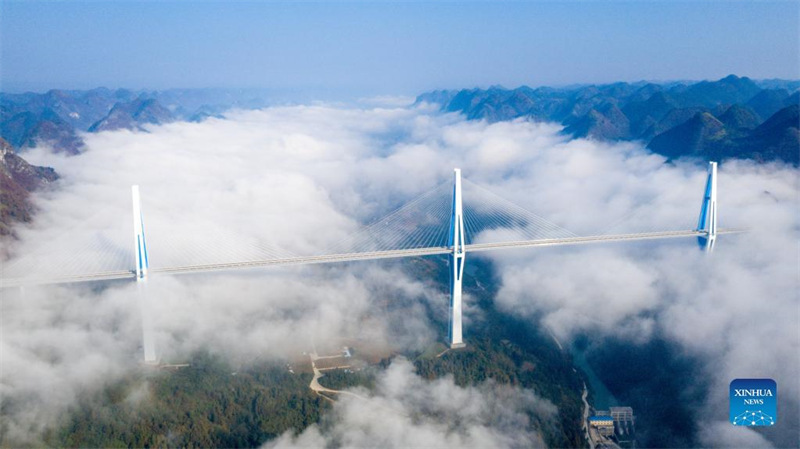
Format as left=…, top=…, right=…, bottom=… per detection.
left=418, top=75, right=799, bottom=164
left=0, top=138, right=58, bottom=236
left=88, top=97, right=175, bottom=132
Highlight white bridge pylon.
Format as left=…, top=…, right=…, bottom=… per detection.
left=1, top=162, right=741, bottom=359
left=697, top=161, right=718, bottom=251
left=448, top=169, right=466, bottom=348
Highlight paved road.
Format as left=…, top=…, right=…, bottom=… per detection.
left=307, top=351, right=366, bottom=401
left=582, top=384, right=595, bottom=449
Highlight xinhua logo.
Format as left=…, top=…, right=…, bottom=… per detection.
left=730, top=378, right=777, bottom=426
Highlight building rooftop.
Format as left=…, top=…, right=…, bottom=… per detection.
left=590, top=416, right=614, bottom=423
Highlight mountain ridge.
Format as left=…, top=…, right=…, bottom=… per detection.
left=417, top=75, right=799, bottom=165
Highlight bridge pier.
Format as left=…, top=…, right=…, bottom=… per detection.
left=138, top=281, right=157, bottom=363
left=696, top=161, right=718, bottom=251
left=448, top=169, right=466, bottom=349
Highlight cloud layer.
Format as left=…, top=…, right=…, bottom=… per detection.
left=2, top=104, right=797, bottom=447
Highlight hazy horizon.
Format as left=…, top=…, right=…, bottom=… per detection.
left=2, top=73, right=799, bottom=98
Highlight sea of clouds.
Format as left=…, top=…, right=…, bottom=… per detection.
left=2, top=102, right=797, bottom=447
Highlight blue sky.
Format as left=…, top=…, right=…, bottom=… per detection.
left=1, top=1, right=797, bottom=95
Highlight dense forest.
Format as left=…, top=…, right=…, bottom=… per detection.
left=43, top=354, right=325, bottom=448
left=411, top=257, right=587, bottom=449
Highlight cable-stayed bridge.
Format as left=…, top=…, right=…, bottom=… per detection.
left=1, top=162, right=738, bottom=362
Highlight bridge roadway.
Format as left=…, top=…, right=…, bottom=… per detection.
left=0, top=228, right=745, bottom=288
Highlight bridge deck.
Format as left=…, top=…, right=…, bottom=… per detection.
left=0, top=229, right=745, bottom=288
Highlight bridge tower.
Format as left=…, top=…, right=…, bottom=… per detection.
left=696, top=161, right=718, bottom=251
left=448, top=169, right=467, bottom=348
left=132, top=185, right=157, bottom=363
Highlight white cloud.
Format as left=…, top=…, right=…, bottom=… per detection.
left=267, top=358, right=555, bottom=449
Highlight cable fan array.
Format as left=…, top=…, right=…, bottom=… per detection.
left=323, top=179, right=579, bottom=255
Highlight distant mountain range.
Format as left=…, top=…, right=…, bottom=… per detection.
left=0, top=88, right=273, bottom=155
left=417, top=75, right=799, bottom=165
left=3, top=77, right=797, bottom=164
